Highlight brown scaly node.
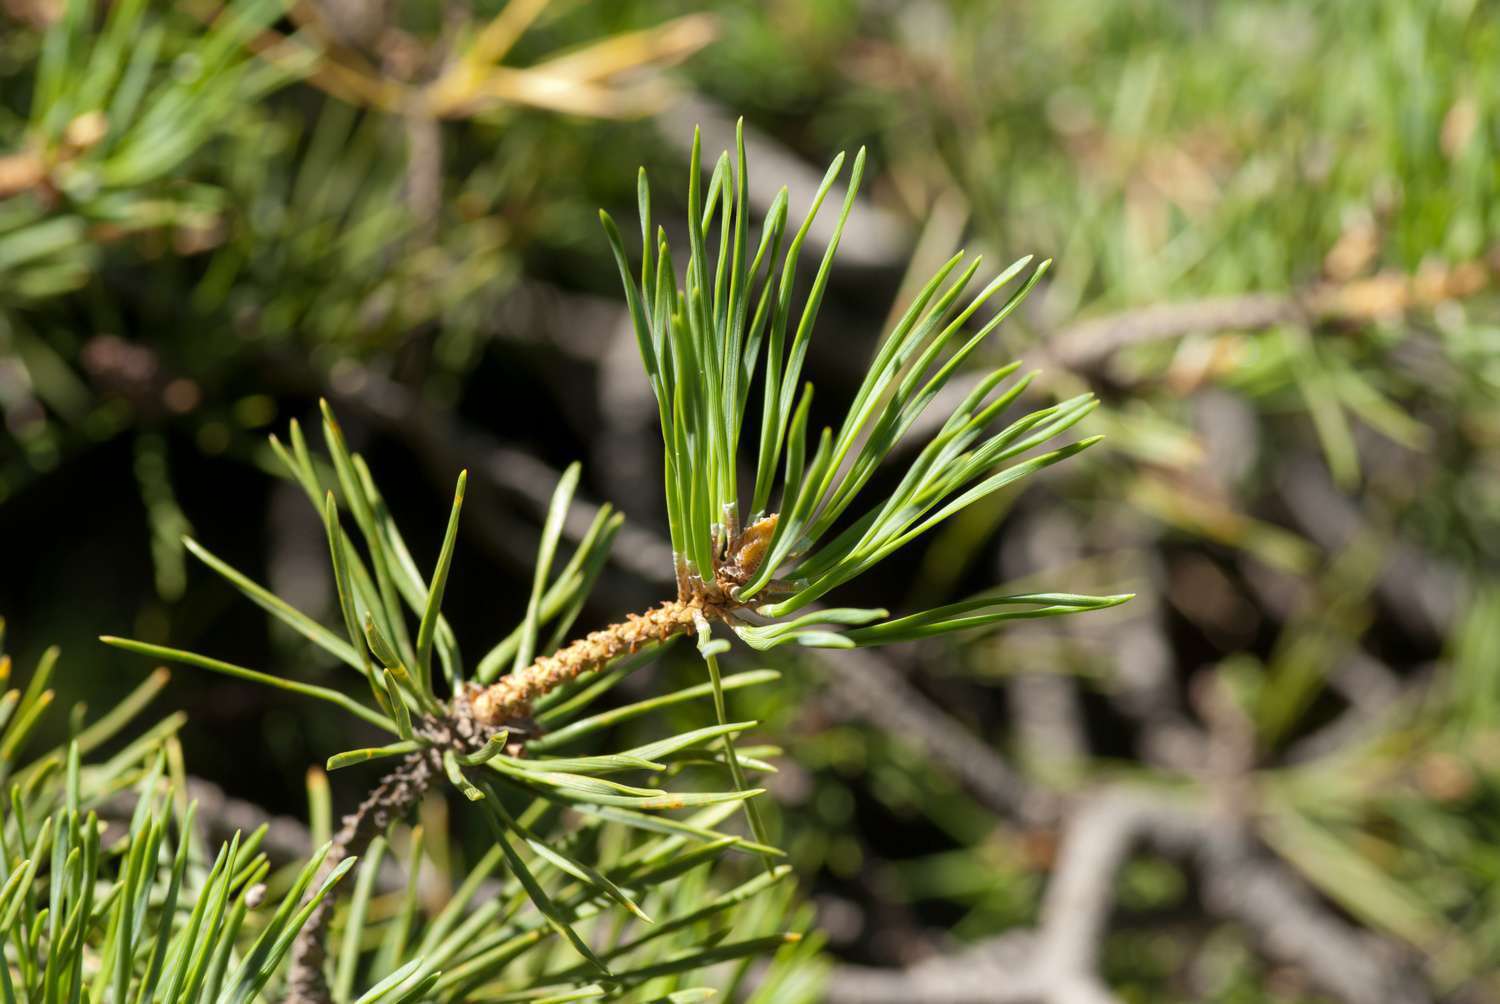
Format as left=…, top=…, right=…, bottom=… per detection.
left=472, top=512, right=785, bottom=728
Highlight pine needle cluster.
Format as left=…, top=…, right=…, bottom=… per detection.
left=90, top=129, right=1122, bottom=999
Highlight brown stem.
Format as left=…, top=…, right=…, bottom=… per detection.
left=472, top=598, right=704, bottom=725
left=284, top=750, right=437, bottom=1004
left=285, top=684, right=502, bottom=1003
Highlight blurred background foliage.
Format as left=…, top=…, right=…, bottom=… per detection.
left=2, top=0, right=1498, bottom=1001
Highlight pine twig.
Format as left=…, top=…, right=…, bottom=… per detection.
left=472, top=599, right=701, bottom=724
left=1048, top=253, right=1499, bottom=373
left=301, top=360, right=1045, bottom=819
left=285, top=750, right=435, bottom=1004
left=285, top=693, right=500, bottom=1002
left=912, top=250, right=1500, bottom=442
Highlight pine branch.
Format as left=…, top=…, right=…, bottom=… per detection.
left=285, top=750, right=435, bottom=1004
left=305, top=358, right=1047, bottom=819
left=911, top=249, right=1500, bottom=445
left=473, top=600, right=701, bottom=724
left=1048, top=253, right=1498, bottom=373
left=106, top=130, right=1119, bottom=1002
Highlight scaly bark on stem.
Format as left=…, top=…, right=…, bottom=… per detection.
left=284, top=750, right=436, bottom=1004
left=472, top=598, right=707, bottom=725
left=284, top=687, right=500, bottom=1004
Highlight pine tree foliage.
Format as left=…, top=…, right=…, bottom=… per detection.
left=3, top=1, right=1498, bottom=1002
left=599, top=125, right=1129, bottom=641
left=0, top=621, right=819, bottom=1002
left=0, top=624, right=357, bottom=1003
left=0, top=0, right=712, bottom=513
left=87, top=125, right=1123, bottom=998
left=100, top=416, right=808, bottom=1002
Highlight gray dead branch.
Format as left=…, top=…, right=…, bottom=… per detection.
left=824, top=787, right=1431, bottom=1004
